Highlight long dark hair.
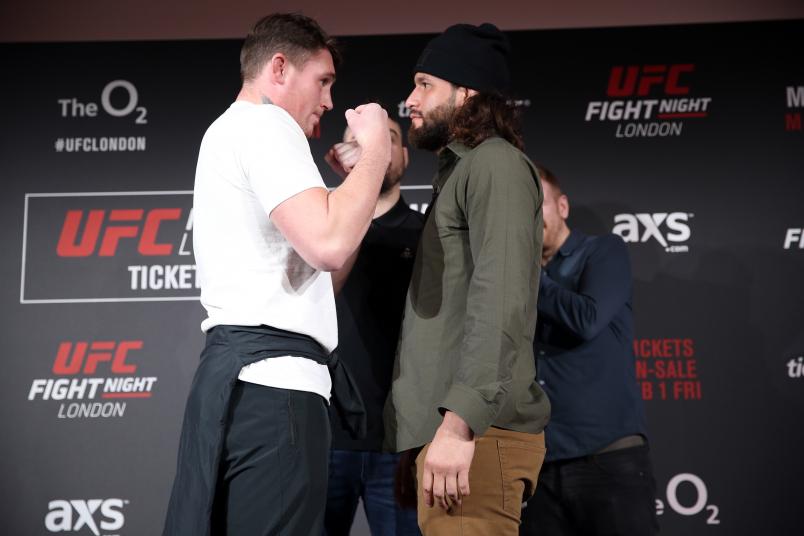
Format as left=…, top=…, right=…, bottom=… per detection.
left=450, top=92, right=524, bottom=151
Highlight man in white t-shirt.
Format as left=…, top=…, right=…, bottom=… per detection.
left=163, top=13, right=391, bottom=536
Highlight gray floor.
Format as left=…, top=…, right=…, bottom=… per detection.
left=350, top=499, right=371, bottom=535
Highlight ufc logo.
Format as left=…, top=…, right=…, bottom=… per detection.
left=612, top=212, right=691, bottom=248
left=45, top=499, right=125, bottom=535
left=607, top=64, right=694, bottom=97
left=53, top=341, right=142, bottom=375
left=56, top=208, right=181, bottom=257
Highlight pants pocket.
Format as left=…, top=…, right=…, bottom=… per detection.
left=498, top=436, right=546, bottom=516
left=592, top=445, right=653, bottom=480
left=287, top=391, right=296, bottom=446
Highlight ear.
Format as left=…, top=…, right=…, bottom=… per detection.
left=455, top=86, right=475, bottom=107
left=402, top=146, right=409, bottom=169
left=269, top=53, right=288, bottom=84
left=558, top=194, right=570, bottom=220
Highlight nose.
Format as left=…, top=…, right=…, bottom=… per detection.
left=322, top=87, right=333, bottom=112
left=405, top=87, right=419, bottom=111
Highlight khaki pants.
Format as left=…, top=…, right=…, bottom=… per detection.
left=416, top=428, right=546, bottom=535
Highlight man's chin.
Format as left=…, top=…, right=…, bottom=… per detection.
left=305, top=119, right=321, bottom=138
left=381, top=175, right=401, bottom=194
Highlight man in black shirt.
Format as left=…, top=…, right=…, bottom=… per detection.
left=520, top=167, right=659, bottom=536
left=324, top=114, right=423, bottom=535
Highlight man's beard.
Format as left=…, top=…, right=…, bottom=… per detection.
left=380, top=164, right=404, bottom=194
left=380, top=175, right=396, bottom=194
left=408, top=102, right=454, bottom=152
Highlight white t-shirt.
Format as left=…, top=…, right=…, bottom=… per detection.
left=193, top=101, right=335, bottom=400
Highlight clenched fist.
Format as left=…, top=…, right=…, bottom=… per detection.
left=325, top=140, right=361, bottom=178
left=345, top=103, right=391, bottom=166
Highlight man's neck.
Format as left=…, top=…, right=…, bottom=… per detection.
left=374, top=185, right=401, bottom=219
left=236, top=84, right=273, bottom=105
left=543, top=226, right=572, bottom=265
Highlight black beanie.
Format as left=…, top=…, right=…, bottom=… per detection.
left=414, top=23, right=511, bottom=93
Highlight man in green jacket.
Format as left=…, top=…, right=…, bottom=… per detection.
left=384, top=23, right=551, bottom=535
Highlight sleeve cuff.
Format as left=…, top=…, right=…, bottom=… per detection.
left=439, top=384, right=498, bottom=437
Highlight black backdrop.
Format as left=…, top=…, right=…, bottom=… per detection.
left=1, top=19, right=802, bottom=535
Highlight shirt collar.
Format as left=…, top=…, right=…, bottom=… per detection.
left=445, top=141, right=471, bottom=157
left=557, top=229, right=584, bottom=258
left=374, top=196, right=411, bottom=227
left=433, top=141, right=470, bottom=193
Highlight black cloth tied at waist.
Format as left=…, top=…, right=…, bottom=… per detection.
left=162, top=324, right=366, bottom=536
left=227, top=324, right=367, bottom=439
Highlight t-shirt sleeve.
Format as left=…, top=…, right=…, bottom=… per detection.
left=241, top=108, right=326, bottom=215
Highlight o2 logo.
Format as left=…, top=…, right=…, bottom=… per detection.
left=58, top=80, right=148, bottom=124
left=656, top=473, right=720, bottom=525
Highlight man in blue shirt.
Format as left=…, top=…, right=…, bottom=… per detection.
left=519, top=167, right=659, bottom=536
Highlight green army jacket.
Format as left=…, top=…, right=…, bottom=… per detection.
left=384, top=137, right=551, bottom=452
